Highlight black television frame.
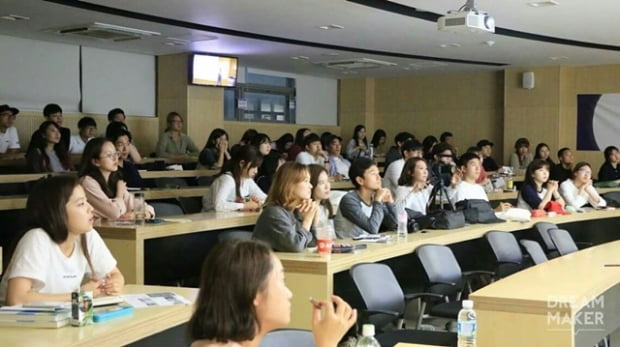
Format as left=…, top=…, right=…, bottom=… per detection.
left=188, top=52, right=239, bottom=88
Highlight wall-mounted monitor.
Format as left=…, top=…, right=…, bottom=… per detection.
left=189, top=53, right=238, bottom=87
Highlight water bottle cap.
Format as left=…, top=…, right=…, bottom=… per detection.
left=462, top=299, right=474, bottom=309
left=361, top=323, right=375, bottom=337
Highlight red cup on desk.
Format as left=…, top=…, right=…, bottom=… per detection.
left=316, top=222, right=334, bottom=256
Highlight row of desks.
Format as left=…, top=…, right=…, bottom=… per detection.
left=0, top=169, right=219, bottom=184
left=0, top=285, right=198, bottom=347
left=94, top=204, right=620, bottom=329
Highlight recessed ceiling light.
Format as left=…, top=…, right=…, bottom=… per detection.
left=1, top=14, right=30, bottom=21
left=317, top=24, right=344, bottom=30
left=291, top=56, right=310, bottom=60
left=527, top=1, right=559, bottom=8
left=341, top=70, right=358, bottom=75
left=484, top=40, right=495, bottom=46
left=321, top=52, right=340, bottom=56
left=439, top=43, right=461, bottom=48
left=164, top=41, right=185, bottom=46
left=549, top=56, right=568, bottom=61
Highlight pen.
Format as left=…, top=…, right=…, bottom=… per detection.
left=309, top=297, right=321, bottom=308
left=603, top=264, right=620, bottom=267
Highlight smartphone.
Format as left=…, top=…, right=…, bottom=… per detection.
left=145, top=218, right=164, bottom=224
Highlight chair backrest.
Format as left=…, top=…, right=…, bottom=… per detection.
left=218, top=230, right=253, bottom=242
left=519, top=239, right=549, bottom=265
left=534, top=222, right=558, bottom=251
left=259, top=329, right=314, bottom=347
left=350, top=263, right=406, bottom=327
left=415, top=244, right=462, bottom=290
left=548, top=228, right=579, bottom=256
left=149, top=202, right=184, bottom=216
left=177, top=196, right=203, bottom=214
left=484, top=231, right=523, bottom=278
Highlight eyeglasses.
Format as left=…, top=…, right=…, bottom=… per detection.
left=578, top=169, right=592, bottom=176
left=100, top=151, right=121, bottom=160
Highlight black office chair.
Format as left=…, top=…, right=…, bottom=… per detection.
left=415, top=244, right=494, bottom=329
left=519, top=239, right=549, bottom=265
left=533, top=222, right=560, bottom=259
left=484, top=231, right=524, bottom=278
left=349, top=263, right=459, bottom=345
left=144, top=202, right=190, bottom=286
left=218, top=231, right=253, bottom=242
left=177, top=196, right=203, bottom=214
left=259, top=329, right=314, bottom=347
left=150, top=201, right=184, bottom=217
left=548, top=228, right=579, bottom=256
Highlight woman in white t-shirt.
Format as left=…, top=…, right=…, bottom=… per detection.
left=395, top=157, right=433, bottom=215
left=203, top=145, right=267, bottom=212
left=559, top=162, right=607, bottom=209
left=309, top=164, right=334, bottom=221
left=0, top=176, right=124, bottom=305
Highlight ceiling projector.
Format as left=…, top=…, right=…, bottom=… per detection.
left=437, top=9, right=495, bottom=33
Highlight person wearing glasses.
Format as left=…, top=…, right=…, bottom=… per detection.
left=155, top=112, right=200, bottom=158
left=559, top=162, right=607, bottom=209
left=79, top=137, right=154, bottom=220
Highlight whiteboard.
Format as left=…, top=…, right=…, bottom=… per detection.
left=0, top=35, right=80, bottom=113
left=81, top=46, right=155, bottom=116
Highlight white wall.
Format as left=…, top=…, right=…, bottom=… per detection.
left=241, top=67, right=338, bottom=126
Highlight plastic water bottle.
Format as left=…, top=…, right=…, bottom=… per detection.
left=355, top=324, right=380, bottom=347
left=397, top=205, right=408, bottom=239
left=457, top=300, right=477, bottom=347
left=368, top=143, right=374, bottom=159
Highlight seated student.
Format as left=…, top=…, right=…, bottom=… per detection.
left=370, top=129, right=388, bottom=158
left=253, top=162, right=317, bottom=252
left=296, top=133, right=328, bottom=168
left=385, top=132, right=415, bottom=170
left=106, top=108, right=142, bottom=164
left=108, top=127, right=143, bottom=188
left=230, top=129, right=258, bottom=156
left=198, top=128, right=231, bottom=170
left=203, top=145, right=266, bottom=212
left=252, top=133, right=284, bottom=194
left=326, top=135, right=351, bottom=181
left=105, top=120, right=142, bottom=163
left=309, top=164, right=335, bottom=222
left=0, top=176, right=124, bottom=305
left=26, top=104, right=71, bottom=154
left=383, top=140, right=423, bottom=196
left=517, top=159, right=565, bottom=211
left=467, top=146, right=490, bottom=186
left=69, top=116, right=97, bottom=154
left=395, top=157, right=433, bottom=215
left=0, top=104, right=22, bottom=159
left=334, top=158, right=398, bottom=238
left=550, top=147, right=574, bottom=183
left=345, top=124, right=369, bottom=159
left=509, top=137, right=533, bottom=174
left=440, top=131, right=458, bottom=156
left=188, top=240, right=356, bottom=347
left=598, top=146, right=620, bottom=184
left=477, top=139, right=503, bottom=174
left=287, top=128, right=311, bottom=161
left=450, top=152, right=511, bottom=212
left=534, top=143, right=555, bottom=168
left=79, top=138, right=154, bottom=220
left=422, top=135, right=438, bottom=162
left=26, top=121, right=73, bottom=173
left=274, top=133, right=294, bottom=159
left=559, top=162, right=607, bottom=209
left=155, top=112, right=200, bottom=158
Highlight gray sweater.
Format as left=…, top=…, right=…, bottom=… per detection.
left=334, top=191, right=398, bottom=239
left=253, top=205, right=315, bottom=252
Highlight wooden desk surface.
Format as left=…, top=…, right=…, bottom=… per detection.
left=0, top=284, right=198, bottom=347
left=140, top=169, right=218, bottom=179
left=470, top=241, right=620, bottom=347
left=331, top=180, right=354, bottom=190
left=0, top=187, right=210, bottom=211
left=278, top=208, right=620, bottom=275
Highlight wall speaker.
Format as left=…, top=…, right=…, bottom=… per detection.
left=522, top=71, right=535, bottom=89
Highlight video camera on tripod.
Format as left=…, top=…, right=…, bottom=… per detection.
left=430, top=162, right=455, bottom=188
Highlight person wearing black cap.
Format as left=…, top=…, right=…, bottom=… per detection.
left=478, top=139, right=503, bottom=174
left=0, top=104, right=23, bottom=159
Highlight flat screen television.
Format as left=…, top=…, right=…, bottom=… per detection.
left=189, top=53, right=238, bottom=87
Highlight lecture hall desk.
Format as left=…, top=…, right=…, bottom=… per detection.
left=277, top=209, right=620, bottom=329
left=96, top=211, right=260, bottom=284
left=471, top=240, right=620, bottom=347
left=0, top=285, right=198, bottom=347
